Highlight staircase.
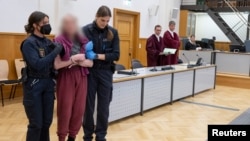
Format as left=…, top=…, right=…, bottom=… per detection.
left=207, top=9, right=244, bottom=45
left=181, top=0, right=250, bottom=46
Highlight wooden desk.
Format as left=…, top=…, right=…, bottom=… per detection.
left=179, top=50, right=250, bottom=76
left=179, top=50, right=214, bottom=64
left=108, top=65, right=216, bottom=122
left=214, top=51, right=250, bottom=76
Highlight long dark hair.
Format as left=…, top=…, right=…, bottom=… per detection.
left=24, top=11, right=49, bottom=33
left=96, top=6, right=113, bottom=41
left=96, top=5, right=112, bottom=17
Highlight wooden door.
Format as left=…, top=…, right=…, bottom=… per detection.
left=113, top=9, right=140, bottom=69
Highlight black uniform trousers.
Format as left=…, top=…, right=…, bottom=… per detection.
left=23, top=78, right=55, bottom=141
left=83, top=68, right=113, bottom=141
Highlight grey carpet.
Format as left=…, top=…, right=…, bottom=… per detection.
left=230, top=108, right=250, bottom=125
left=181, top=100, right=240, bottom=111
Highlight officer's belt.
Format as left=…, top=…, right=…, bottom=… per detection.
left=28, top=72, right=52, bottom=79
left=92, top=62, right=112, bottom=70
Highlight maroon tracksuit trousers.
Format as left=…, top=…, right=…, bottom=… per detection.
left=56, top=67, right=87, bottom=141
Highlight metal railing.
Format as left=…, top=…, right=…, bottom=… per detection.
left=206, top=0, right=250, bottom=8
left=223, top=0, right=250, bottom=41
left=224, top=0, right=250, bottom=28
left=181, top=0, right=198, bottom=5
left=181, top=0, right=250, bottom=7
left=204, top=0, right=250, bottom=41
left=181, top=0, right=250, bottom=41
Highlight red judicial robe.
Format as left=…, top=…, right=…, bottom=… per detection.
left=146, top=34, right=164, bottom=67
left=162, top=30, right=180, bottom=65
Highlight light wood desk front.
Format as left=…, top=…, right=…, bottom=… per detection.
left=108, top=65, right=216, bottom=122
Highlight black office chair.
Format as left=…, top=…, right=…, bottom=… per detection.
left=201, top=38, right=215, bottom=50
left=132, top=59, right=144, bottom=69
left=182, top=38, right=189, bottom=50
left=132, top=59, right=140, bottom=63
left=115, top=64, right=126, bottom=71
left=178, top=58, right=183, bottom=64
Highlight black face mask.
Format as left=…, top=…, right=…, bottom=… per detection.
left=40, top=24, right=52, bottom=35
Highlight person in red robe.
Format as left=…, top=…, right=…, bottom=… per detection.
left=162, top=21, right=180, bottom=65
left=146, top=25, right=164, bottom=67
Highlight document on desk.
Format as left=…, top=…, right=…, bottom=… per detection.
left=160, top=48, right=177, bottom=55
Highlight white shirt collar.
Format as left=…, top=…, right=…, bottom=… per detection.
left=155, top=34, right=161, bottom=41
left=189, top=39, right=196, bottom=45
left=168, top=30, right=174, bottom=37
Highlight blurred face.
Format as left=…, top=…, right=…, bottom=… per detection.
left=169, top=24, right=175, bottom=31
left=96, top=16, right=110, bottom=29
left=190, top=36, right=196, bottom=42
left=154, top=27, right=162, bottom=36
left=33, top=16, right=49, bottom=34
left=62, top=15, right=78, bottom=36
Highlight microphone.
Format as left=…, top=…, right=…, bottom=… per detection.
left=150, top=66, right=158, bottom=72
left=182, top=53, right=195, bottom=68
left=129, top=53, right=135, bottom=73
left=182, top=53, right=190, bottom=65
left=117, top=53, right=137, bottom=75
left=196, top=54, right=201, bottom=58
left=161, top=50, right=174, bottom=70
left=196, top=54, right=203, bottom=66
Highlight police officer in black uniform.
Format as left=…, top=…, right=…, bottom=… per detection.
left=21, top=11, right=62, bottom=141
left=82, top=6, right=120, bottom=141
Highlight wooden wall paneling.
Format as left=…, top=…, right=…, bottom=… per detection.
left=217, top=73, right=250, bottom=89
left=0, top=33, right=26, bottom=79
left=179, top=37, right=185, bottom=50
left=179, top=10, right=189, bottom=37
left=214, top=41, right=230, bottom=51
left=0, top=31, right=231, bottom=99
left=0, top=33, right=54, bottom=98
left=179, top=41, right=230, bottom=51
left=135, top=39, right=230, bottom=66
left=137, top=38, right=147, bottom=66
